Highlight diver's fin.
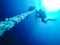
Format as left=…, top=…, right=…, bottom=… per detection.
left=28, top=6, right=35, bottom=11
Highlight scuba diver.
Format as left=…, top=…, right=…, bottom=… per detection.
left=28, top=6, right=56, bottom=23
left=36, top=9, right=56, bottom=23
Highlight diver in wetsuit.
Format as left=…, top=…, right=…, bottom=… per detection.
left=36, top=9, right=56, bottom=23
left=28, top=6, right=56, bottom=23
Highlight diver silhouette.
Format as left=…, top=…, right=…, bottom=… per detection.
left=28, top=6, right=56, bottom=23
left=36, top=9, right=56, bottom=23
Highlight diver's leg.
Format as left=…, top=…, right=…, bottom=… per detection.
left=45, top=19, right=56, bottom=23
left=47, top=19, right=56, bottom=21
left=41, top=18, right=47, bottom=23
left=43, top=19, right=56, bottom=23
left=41, top=18, right=56, bottom=23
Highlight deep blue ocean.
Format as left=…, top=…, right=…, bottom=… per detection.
left=0, top=0, right=60, bottom=45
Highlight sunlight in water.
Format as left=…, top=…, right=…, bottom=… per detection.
left=42, top=0, right=60, bottom=12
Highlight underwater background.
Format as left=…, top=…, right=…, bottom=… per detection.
left=0, top=0, right=60, bottom=45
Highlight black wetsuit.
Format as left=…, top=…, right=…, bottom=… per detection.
left=36, top=9, right=47, bottom=23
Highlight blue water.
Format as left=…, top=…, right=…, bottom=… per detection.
left=0, top=0, right=60, bottom=45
